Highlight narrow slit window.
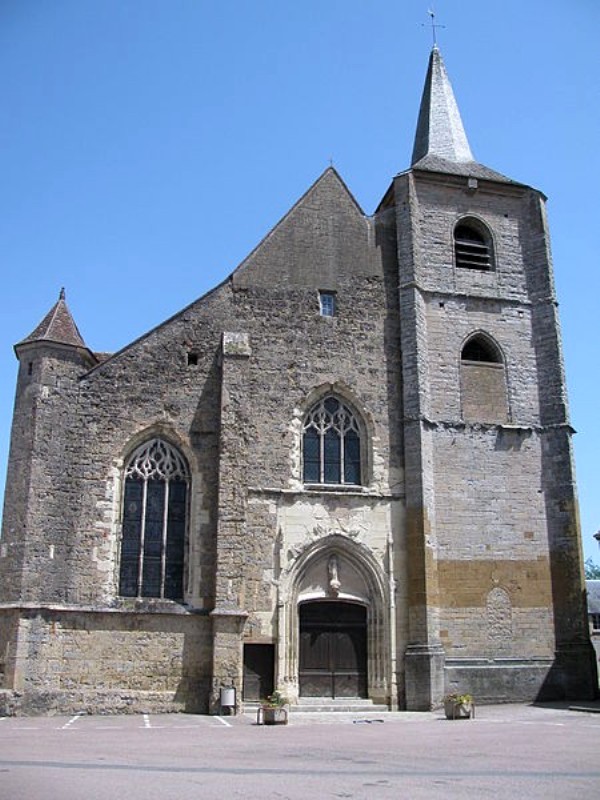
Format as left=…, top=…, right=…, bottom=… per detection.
left=319, top=292, right=336, bottom=317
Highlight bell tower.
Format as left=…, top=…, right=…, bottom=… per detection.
left=384, top=46, right=596, bottom=708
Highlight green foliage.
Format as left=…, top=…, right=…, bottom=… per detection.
left=262, top=690, right=288, bottom=708
left=584, top=558, right=600, bottom=579
left=445, top=693, right=473, bottom=705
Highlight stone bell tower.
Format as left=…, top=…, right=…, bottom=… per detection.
left=378, top=46, right=596, bottom=707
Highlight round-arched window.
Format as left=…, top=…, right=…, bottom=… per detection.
left=454, top=218, right=494, bottom=270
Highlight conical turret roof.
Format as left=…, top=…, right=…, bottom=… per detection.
left=18, top=288, right=88, bottom=349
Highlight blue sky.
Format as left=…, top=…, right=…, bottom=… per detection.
left=1, top=1, right=599, bottom=561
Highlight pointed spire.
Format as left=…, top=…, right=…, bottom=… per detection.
left=411, top=46, right=474, bottom=166
left=17, top=288, right=88, bottom=350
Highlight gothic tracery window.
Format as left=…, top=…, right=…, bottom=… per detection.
left=303, top=396, right=362, bottom=485
left=119, top=438, right=189, bottom=600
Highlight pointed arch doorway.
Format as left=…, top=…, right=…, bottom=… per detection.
left=281, top=534, right=392, bottom=706
left=299, top=601, right=367, bottom=698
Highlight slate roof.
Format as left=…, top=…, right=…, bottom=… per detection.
left=412, top=46, right=473, bottom=165
left=410, top=153, right=518, bottom=185
left=17, top=289, right=88, bottom=350
left=410, top=46, right=521, bottom=186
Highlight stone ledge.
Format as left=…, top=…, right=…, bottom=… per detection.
left=0, top=602, right=210, bottom=617
left=247, top=485, right=405, bottom=500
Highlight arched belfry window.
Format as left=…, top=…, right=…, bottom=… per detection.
left=461, top=336, right=501, bottom=364
left=119, top=438, right=189, bottom=600
left=303, top=396, right=362, bottom=485
left=454, top=218, right=494, bottom=270
left=460, top=334, right=508, bottom=422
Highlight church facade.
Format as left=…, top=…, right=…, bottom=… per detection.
left=0, top=47, right=596, bottom=715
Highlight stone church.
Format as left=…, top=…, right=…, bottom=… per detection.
left=0, top=46, right=596, bottom=715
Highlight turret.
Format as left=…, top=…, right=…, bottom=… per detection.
left=0, top=290, right=97, bottom=602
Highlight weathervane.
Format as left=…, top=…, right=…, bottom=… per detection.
left=422, top=9, right=445, bottom=46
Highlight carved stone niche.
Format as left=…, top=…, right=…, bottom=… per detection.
left=298, top=551, right=369, bottom=604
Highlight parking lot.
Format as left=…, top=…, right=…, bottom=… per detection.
left=0, top=703, right=599, bottom=800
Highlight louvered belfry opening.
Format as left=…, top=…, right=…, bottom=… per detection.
left=454, top=222, right=493, bottom=270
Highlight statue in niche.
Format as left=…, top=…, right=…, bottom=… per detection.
left=328, top=554, right=341, bottom=596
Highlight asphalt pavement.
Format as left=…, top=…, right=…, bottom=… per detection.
left=0, top=702, right=598, bottom=800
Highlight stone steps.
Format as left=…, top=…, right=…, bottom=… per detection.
left=244, top=698, right=390, bottom=714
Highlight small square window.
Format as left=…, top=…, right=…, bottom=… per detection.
left=319, top=292, right=336, bottom=317
left=187, top=352, right=198, bottom=366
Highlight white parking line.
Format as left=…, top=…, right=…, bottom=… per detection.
left=143, top=714, right=151, bottom=729
left=215, top=716, right=232, bottom=727
left=60, top=715, right=83, bottom=730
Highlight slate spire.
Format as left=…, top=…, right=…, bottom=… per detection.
left=17, top=288, right=88, bottom=350
left=411, top=45, right=474, bottom=166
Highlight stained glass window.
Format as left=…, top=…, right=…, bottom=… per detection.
left=119, top=439, right=188, bottom=600
left=302, top=396, right=362, bottom=486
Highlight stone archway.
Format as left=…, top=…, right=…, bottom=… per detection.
left=278, top=535, right=391, bottom=705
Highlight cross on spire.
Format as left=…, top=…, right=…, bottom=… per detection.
left=422, top=9, right=445, bottom=46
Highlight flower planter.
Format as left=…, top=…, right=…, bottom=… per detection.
left=444, top=699, right=474, bottom=720
left=261, top=706, right=288, bottom=725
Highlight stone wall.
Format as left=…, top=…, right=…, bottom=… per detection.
left=0, top=168, right=409, bottom=713
left=0, top=162, right=595, bottom=714
left=392, top=167, right=595, bottom=703
left=0, top=607, right=211, bottom=715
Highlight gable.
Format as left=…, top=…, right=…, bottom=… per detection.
left=232, top=168, right=378, bottom=290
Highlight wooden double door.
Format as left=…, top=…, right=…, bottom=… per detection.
left=299, top=601, right=367, bottom=698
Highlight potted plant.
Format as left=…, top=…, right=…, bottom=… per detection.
left=260, top=690, right=289, bottom=725
left=444, top=692, right=474, bottom=720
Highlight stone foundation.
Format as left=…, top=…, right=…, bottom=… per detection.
left=0, top=606, right=213, bottom=716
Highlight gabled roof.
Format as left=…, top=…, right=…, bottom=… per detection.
left=232, top=167, right=373, bottom=290
left=17, top=288, right=88, bottom=350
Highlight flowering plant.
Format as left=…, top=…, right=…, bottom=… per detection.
left=262, top=690, right=288, bottom=708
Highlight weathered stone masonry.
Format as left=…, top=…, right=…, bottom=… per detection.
left=0, top=46, right=596, bottom=715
